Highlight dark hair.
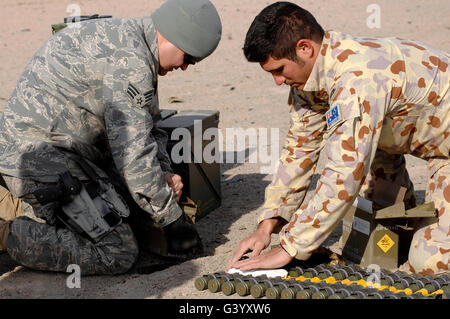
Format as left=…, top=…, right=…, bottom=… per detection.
left=243, top=2, right=324, bottom=63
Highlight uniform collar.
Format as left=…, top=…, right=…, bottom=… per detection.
left=301, top=30, right=338, bottom=100
left=140, top=17, right=159, bottom=77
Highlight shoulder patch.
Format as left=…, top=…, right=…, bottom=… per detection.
left=127, top=83, right=154, bottom=108
left=325, top=104, right=342, bottom=129
left=329, top=88, right=336, bottom=101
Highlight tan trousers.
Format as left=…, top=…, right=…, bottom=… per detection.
left=0, top=185, right=24, bottom=251
left=359, top=151, right=449, bottom=274
left=0, top=185, right=24, bottom=221
left=408, top=159, right=450, bottom=275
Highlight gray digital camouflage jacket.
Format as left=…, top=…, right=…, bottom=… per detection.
left=0, top=17, right=182, bottom=227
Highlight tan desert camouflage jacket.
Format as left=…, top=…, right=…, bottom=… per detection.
left=259, top=30, right=449, bottom=260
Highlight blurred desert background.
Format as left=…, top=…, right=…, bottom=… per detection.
left=0, top=0, right=449, bottom=298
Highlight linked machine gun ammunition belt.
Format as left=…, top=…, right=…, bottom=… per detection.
left=194, top=263, right=449, bottom=299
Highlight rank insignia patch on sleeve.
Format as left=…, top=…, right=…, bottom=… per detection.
left=127, top=83, right=153, bottom=108
left=325, top=104, right=342, bottom=129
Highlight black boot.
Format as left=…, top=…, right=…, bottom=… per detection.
left=162, top=213, right=203, bottom=258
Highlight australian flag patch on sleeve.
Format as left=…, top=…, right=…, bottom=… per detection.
left=325, top=104, right=342, bottom=129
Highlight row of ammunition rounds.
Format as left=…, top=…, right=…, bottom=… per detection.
left=194, top=271, right=286, bottom=298
left=194, top=264, right=449, bottom=299
left=288, top=263, right=449, bottom=294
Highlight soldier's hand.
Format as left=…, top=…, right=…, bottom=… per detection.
left=229, top=247, right=294, bottom=271
left=225, top=226, right=271, bottom=271
left=226, top=218, right=286, bottom=271
left=165, top=173, right=183, bottom=202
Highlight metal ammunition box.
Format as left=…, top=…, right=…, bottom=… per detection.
left=131, top=110, right=221, bottom=257
left=51, top=15, right=112, bottom=34
left=158, top=110, right=222, bottom=222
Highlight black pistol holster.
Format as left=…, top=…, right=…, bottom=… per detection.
left=33, top=159, right=130, bottom=242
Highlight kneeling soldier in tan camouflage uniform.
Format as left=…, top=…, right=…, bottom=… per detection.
left=0, top=0, right=222, bottom=275
left=227, top=2, right=449, bottom=275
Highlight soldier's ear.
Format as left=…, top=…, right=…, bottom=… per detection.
left=296, top=39, right=314, bottom=59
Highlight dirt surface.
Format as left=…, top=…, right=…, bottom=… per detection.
left=0, top=0, right=449, bottom=299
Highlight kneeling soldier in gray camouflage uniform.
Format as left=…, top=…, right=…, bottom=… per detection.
left=0, top=0, right=222, bottom=275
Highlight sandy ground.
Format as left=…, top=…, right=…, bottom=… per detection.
left=0, top=0, right=449, bottom=299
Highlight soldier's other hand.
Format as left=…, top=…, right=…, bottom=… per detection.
left=165, top=173, right=183, bottom=202
left=225, top=218, right=284, bottom=271
left=225, top=227, right=271, bottom=272
left=229, top=247, right=293, bottom=272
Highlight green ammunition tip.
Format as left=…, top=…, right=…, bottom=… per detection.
left=236, top=281, right=251, bottom=297
left=266, top=286, right=281, bottom=299
left=296, top=289, right=312, bottom=299
left=251, top=283, right=267, bottom=299
left=221, top=281, right=236, bottom=296
left=318, top=270, right=333, bottom=280
left=194, top=276, right=209, bottom=291
left=312, top=291, right=328, bottom=299
left=208, top=278, right=223, bottom=293
left=281, top=288, right=296, bottom=299
left=332, top=272, right=344, bottom=281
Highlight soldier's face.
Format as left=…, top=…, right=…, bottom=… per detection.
left=158, top=39, right=190, bottom=76
left=260, top=40, right=318, bottom=90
